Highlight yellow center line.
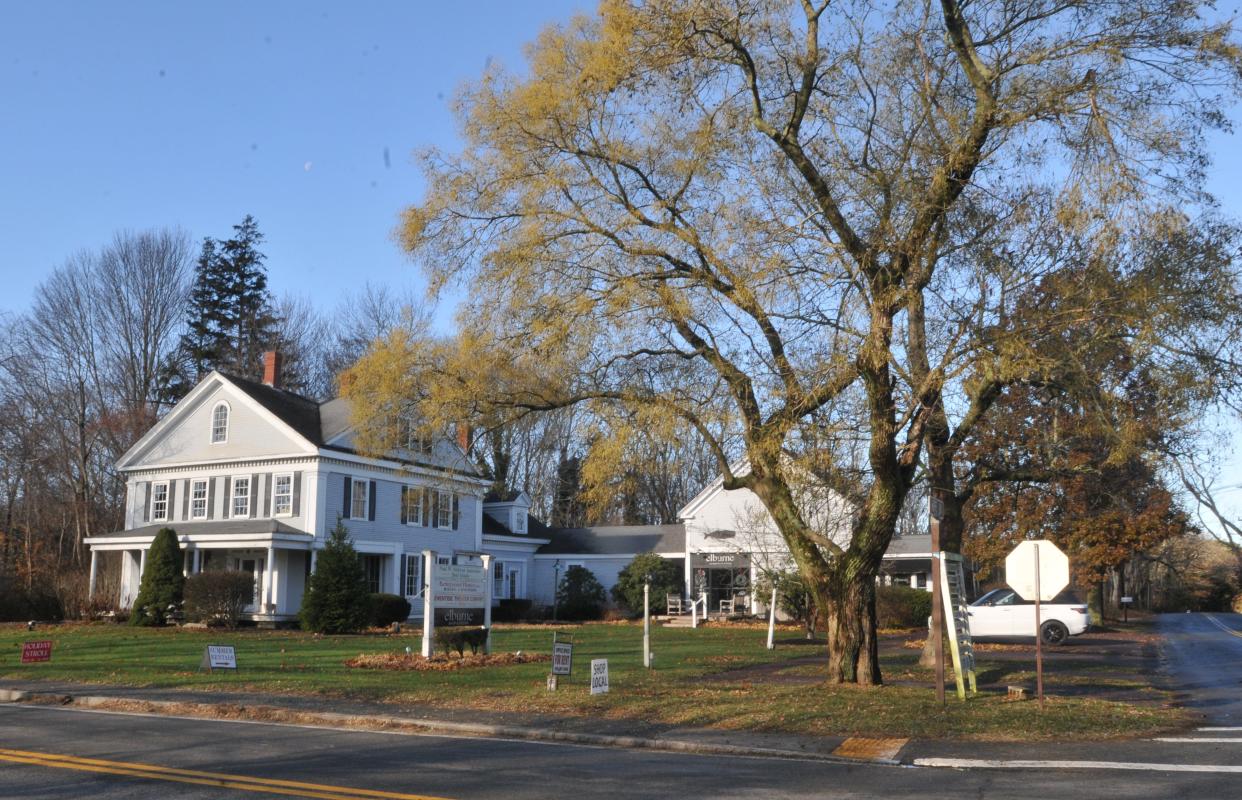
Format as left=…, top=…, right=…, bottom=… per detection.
left=1204, top=615, right=1242, bottom=640
left=0, top=748, right=453, bottom=800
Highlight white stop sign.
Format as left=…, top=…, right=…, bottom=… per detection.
left=1005, top=539, right=1069, bottom=602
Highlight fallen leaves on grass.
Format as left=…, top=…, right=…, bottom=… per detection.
left=345, top=652, right=550, bottom=671
left=902, top=638, right=1030, bottom=652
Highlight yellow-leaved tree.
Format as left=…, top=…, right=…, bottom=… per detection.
left=347, top=0, right=1242, bottom=684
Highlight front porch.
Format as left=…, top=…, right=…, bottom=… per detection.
left=85, top=522, right=315, bottom=623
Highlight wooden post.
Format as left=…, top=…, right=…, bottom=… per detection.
left=643, top=580, right=651, bottom=668
left=421, top=550, right=436, bottom=658
left=481, top=554, right=493, bottom=655
left=766, top=582, right=777, bottom=650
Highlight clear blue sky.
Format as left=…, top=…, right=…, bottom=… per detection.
left=3, top=2, right=1242, bottom=509
left=0, top=0, right=589, bottom=324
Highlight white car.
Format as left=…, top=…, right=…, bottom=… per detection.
left=967, top=588, right=1090, bottom=645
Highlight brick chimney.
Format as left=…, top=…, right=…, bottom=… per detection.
left=262, top=351, right=283, bottom=389
left=456, top=421, right=471, bottom=453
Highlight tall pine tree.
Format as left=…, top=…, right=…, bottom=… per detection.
left=168, top=215, right=279, bottom=397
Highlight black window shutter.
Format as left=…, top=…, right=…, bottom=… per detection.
left=182, top=480, right=190, bottom=520
left=368, top=481, right=376, bottom=521
left=263, top=474, right=272, bottom=517
left=166, top=481, right=176, bottom=521
left=400, top=486, right=408, bottom=525
left=343, top=476, right=351, bottom=518
left=142, top=482, right=151, bottom=523
left=223, top=477, right=232, bottom=519
left=251, top=473, right=260, bottom=518
left=292, top=472, right=302, bottom=516
left=399, top=554, right=407, bottom=594
left=451, top=494, right=459, bottom=530
left=207, top=478, right=216, bottom=520
left=421, top=488, right=430, bottom=527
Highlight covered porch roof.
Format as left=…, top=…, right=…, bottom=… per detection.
left=85, top=520, right=313, bottom=550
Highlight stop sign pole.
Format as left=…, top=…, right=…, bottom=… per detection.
left=1005, top=539, right=1070, bottom=711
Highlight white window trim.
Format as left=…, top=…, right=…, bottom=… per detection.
left=271, top=473, right=294, bottom=518
left=210, top=401, right=230, bottom=444
left=231, top=475, right=251, bottom=518
left=404, top=554, right=424, bottom=598
left=436, top=491, right=453, bottom=530
left=403, top=485, right=423, bottom=527
left=350, top=478, right=369, bottom=521
left=151, top=481, right=170, bottom=522
left=189, top=479, right=208, bottom=521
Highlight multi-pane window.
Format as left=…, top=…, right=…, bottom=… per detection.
left=151, top=482, right=169, bottom=521
left=351, top=478, right=368, bottom=520
left=402, top=486, right=422, bottom=526
left=404, top=555, right=423, bottom=598
left=190, top=479, right=208, bottom=520
left=513, top=512, right=526, bottom=534
left=436, top=492, right=453, bottom=530
left=232, top=476, right=251, bottom=517
left=211, top=403, right=229, bottom=444
left=493, top=561, right=505, bottom=599
left=272, top=474, right=293, bottom=516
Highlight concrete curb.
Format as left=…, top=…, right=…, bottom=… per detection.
left=0, top=689, right=870, bottom=765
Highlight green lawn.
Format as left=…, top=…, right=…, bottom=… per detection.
left=0, top=621, right=1188, bottom=740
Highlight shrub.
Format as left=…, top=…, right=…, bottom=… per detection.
left=434, top=626, right=489, bottom=656
left=876, top=584, right=933, bottom=629
left=556, top=565, right=606, bottom=621
left=300, top=517, right=371, bottom=634
left=370, top=593, right=412, bottom=627
left=130, top=528, right=185, bottom=626
left=611, top=552, right=682, bottom=617
left=0, top=588, right=64, bottom=622
left=492, top=598, right=533, bottom=622
left=184, top=570, right=255, bottom=628
left=755, top=570, right=818, bottom=636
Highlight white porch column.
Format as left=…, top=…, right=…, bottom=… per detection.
left=389, top=545, right=402, bottom=597
left=310, top=549, right=318, bottom=574
left=265, top=545, right=276, bottom=614
left=88, top=549, right=98, bottom=598
left=193, top=548, right=202, bottom=573
left=139, top=548, right=147, bottom=578
left=421, top=550, right=436, bottom=658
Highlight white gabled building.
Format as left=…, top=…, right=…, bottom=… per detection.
left=85, top=353, right=546, bottom=623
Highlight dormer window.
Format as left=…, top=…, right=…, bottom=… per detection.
left=513, top=511, right=526, bottom=534
left=211, top=402, right=230, bottom=444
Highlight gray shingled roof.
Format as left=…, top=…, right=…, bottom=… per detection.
left=220, top=373, right=325, bottom=445
left=538, top=524, right=685, bottom=556
left=91, top=520, right=311, bottom=539
left=884, top=534, right=933, bottom=556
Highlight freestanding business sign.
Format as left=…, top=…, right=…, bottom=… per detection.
left=421, top=551, right=493, bottom=658
left=1005, top=539, right=1070, bottom=709
left=20, top=641, right=52, bottom=663
left=590, top=659, right=610, bottom=695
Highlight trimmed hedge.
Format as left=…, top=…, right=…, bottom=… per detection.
left=492, top=598, right=533, bottom=622
left=370, top=593, right=412, bottom=627
left=434, top=626, right=489, bottom=656
left=876, top=584, right=933, bottom=629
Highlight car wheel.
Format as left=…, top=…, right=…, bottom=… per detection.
left=1040, top=620, right=1069, bottom=646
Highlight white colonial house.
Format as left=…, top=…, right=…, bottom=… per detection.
left=86, top=352, right=941, bottom=623
left=85, top=353, right=547, bottom=623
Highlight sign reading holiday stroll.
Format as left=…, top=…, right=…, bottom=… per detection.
left=20, top=641, right=52, bottom=663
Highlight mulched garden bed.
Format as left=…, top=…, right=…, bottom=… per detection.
left=345, top=651, right=550, bottom=672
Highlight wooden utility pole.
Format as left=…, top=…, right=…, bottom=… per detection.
left=930, top=496, right=945, bottom=706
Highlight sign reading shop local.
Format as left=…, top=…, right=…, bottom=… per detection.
left=421, top=551, right=493, bottom=658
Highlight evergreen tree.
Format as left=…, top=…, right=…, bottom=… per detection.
left=168, top=215, right=279, bottom=398
left=550, top=453, right=585, bottom=528
left=130, top=528, right=185, bottom=626
left=300, top=517, right=371, bottom=634
left=611, top=552, right=682, bottom=617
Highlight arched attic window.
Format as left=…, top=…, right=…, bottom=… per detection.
left=211, top=402, right=230, bottom=444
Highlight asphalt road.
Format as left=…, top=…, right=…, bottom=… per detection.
left=6, top=702, right=1242, bottom=799
left=1157, top=611, right=1242, bottom=725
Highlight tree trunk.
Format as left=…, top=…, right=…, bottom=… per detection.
left=824, top=572, right=881, bottom=685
